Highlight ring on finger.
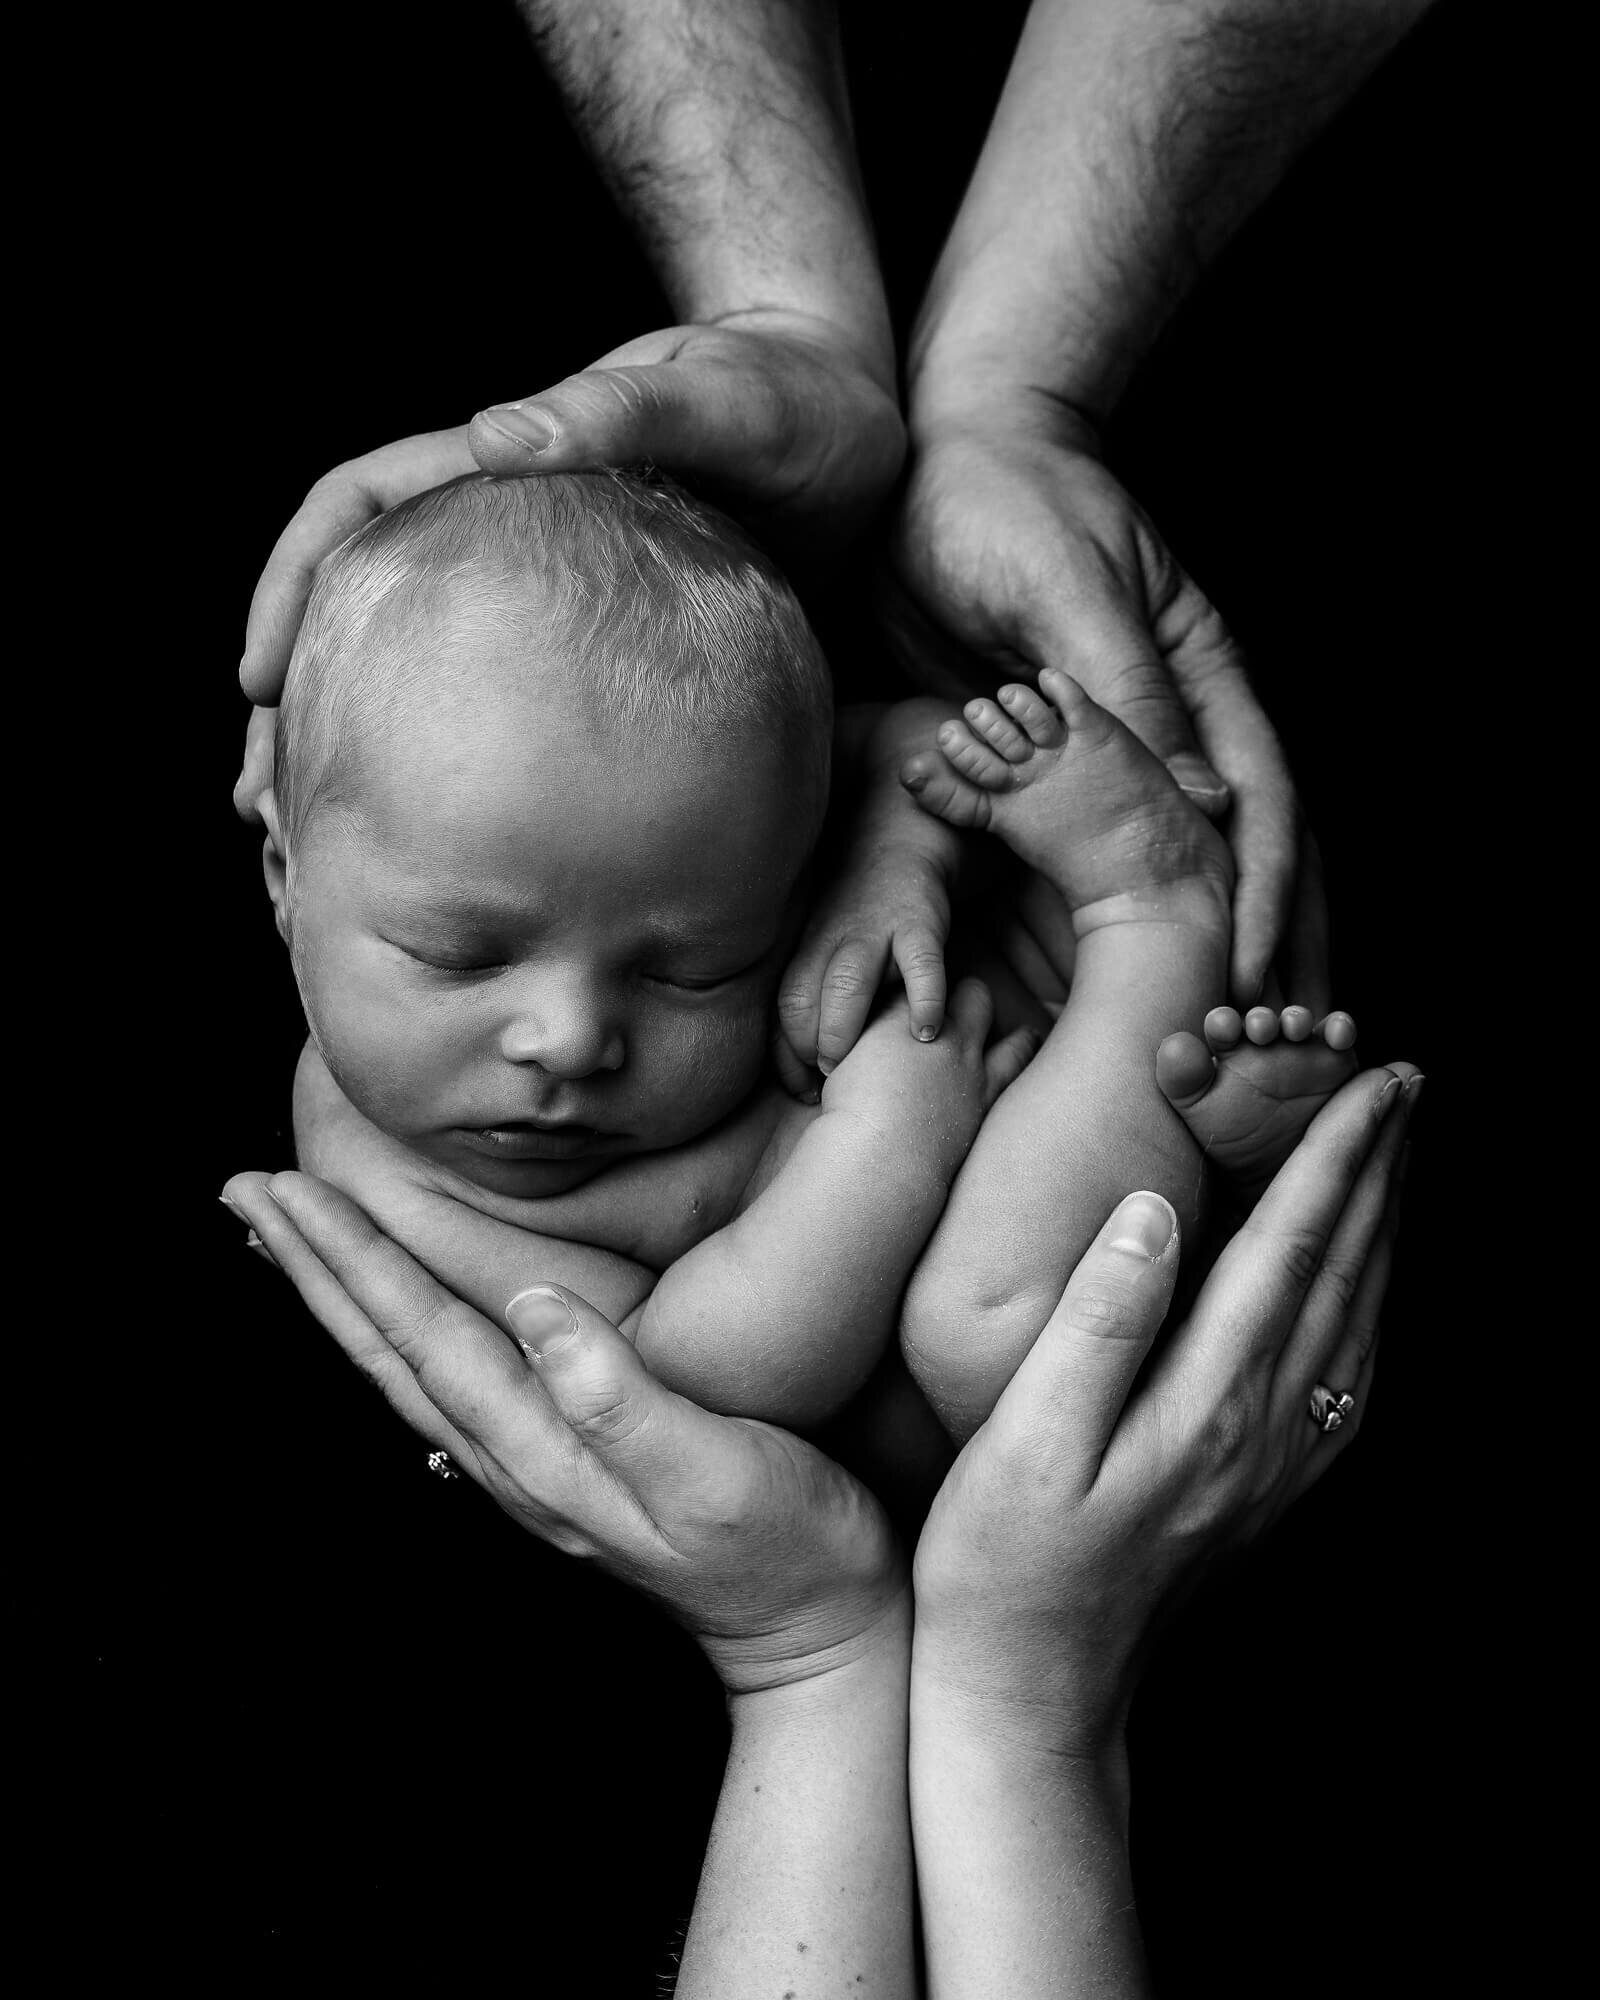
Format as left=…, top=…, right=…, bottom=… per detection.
left=1308, top=1383, right=1356, bottom=1434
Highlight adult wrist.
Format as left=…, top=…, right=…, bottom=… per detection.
left=905, top=365, right=1106, bottom=460
left=715, top=1581, right=913, bottom=1711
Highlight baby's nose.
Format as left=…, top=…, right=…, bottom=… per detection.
left=498, top=972, right=625, bottom=1079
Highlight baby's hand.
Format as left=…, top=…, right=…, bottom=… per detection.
left=822, top=981, right=1039, bottom=1171
left=778, top=832, right=956, bottom=1089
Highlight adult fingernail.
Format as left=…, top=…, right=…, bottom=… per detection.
left=1376, top=1074, right=1403, bottom=1118
left=219, top=1193, right=243, bottom=1216
left=479, top=404, right=556, bottom=454
left=245, top=1230, right=278, bottom=1268
left=1107, top=1191, right=1176, bottom=1259
left=505, top=1286, right=578, bottom=1358
left=1403, top=1073, right=1426, bottom=1108
left=917, top=1025, right=937, bottom=1043
left=817, top=1055, right=837, bottom=1076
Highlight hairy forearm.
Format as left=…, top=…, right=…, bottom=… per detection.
left=516, top=0, right=892, bottom=375
left=912, top=0, right=1432, bottom=422
left=679, top=1598, right=915, bottom=1998
left=911, top=1675, right=1145, bottom=1999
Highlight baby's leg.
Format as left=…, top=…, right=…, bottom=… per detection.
left=899, top=669, right=1233, bottom=1440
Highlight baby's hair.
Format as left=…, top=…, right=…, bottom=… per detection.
left=275, top=469, right=833, bottom=854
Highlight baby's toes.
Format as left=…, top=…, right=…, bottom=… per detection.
left=1203, top=1005, right=1245, bottom=1052
left=1244, top=1005, right=1281, bottom=1046
left=1156, top=1029, right=1218, bottom=1109
left=901, top=749, right=994, bottom=830
left=1320, top=1010, right=1357, bottom=1051
left=963, top=696, right=1036, bottom=764
left=938, top=716, right=1016, bottom=791
left=1280, top=1004, right=1315, bottom=1043
left=997, top=680, right=1067, bottom=748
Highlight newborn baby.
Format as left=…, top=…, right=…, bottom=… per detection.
left=262, top=470, right=1031, bottom=1433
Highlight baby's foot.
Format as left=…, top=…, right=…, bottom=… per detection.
left=901, top=667, right=1231, bottom=929
left=1157, top=1004, right=1360, bottom=1198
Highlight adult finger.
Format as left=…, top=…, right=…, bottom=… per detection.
left=253, top=1171, right=539, bottom=1447
left=506, top=1282, right=732, bottom=1497
left=232, top=704, right=278, bottom=824
left=221, top=1173, right=475, bottom=1465
left=975, top=1191, right=1182, bottom=1498
left=1278, top=827, right=1333, bottom=1021
left=1033, top=584, right=1229, bottom=810
left=1274, top=1070, right=1421, bottom=1428
left=1163, top=632, right=1299, bottom=1005
left=239, top=428, right=477, bottom=704
left=470, top=335, right=793, bottom=493
left=1162, top=1067, right=1406, bottom=1403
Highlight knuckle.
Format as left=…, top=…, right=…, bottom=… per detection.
left=1062, top=1280, right=1145, bottom=1341
left=567, top=1382, right=647, bottom=1448
left=1194, top=1389, right=1256, bottom=1476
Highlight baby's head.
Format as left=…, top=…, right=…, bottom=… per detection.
left=267, top=470, right=832, bottom=1195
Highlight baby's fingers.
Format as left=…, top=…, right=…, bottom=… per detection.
left=814, top=935, right=891, bottom=1075
left=893, top=922, right=948, bottom=1044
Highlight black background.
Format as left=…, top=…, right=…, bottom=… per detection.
left=82, top=2, right=1545, bottom=1988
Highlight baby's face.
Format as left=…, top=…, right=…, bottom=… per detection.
left=288, top=681, right=814, bottom=1197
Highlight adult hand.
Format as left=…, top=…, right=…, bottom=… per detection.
left=221, top=1169, right=903, bottom=1693
left=912, top=1059, right=1419, bottom=1756
left=232, top=427, right=479, bottom=823
left=885, top=398, right=1324, bottom=1008
left=468, top=311, right=906, bottom=558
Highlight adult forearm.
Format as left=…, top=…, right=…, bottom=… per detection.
left=911, top=1677, right=1146, bottom=1998
left=912, top=0, right=1431, bottom=423
left=516, top=0, right=892, bottom=378
left=678, top=1600, right=916, bottom=1999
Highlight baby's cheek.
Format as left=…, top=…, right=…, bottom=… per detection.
left=663, top=1000, right=771, bottom=1126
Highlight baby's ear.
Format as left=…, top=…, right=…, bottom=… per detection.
left=260, top=789, right=292, bottom=944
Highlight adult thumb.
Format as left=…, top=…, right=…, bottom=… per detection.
left=985, top=1192, right=1180, bottom=1494
left=468, top=356, right=740, bottom=485
left=504, top=1283, right=710, bottom=1489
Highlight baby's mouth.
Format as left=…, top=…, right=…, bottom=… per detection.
left=456, top=1120, right=603, bottom=1161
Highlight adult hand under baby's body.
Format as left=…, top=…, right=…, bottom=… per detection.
left=223, top=1166, right=904, bottom=1692
left=223, top=1164, right=917, bottom=1996
left=907, top=1060, right=1419, bottom=1994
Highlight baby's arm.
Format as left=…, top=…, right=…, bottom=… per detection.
left=778, top=699, right=966, bottom=1081
left=637, top=983, right=1034, bottom=1430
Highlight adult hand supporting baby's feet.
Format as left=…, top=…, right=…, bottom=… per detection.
left=883, top=394, right=1327, bottom=1007
left=467, top=312, right=906, bottom=563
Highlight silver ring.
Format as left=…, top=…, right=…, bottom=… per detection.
left=1308, top=1384, right=1356, bottom=1434
left=426, top=1449, right=460, bottom=1481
